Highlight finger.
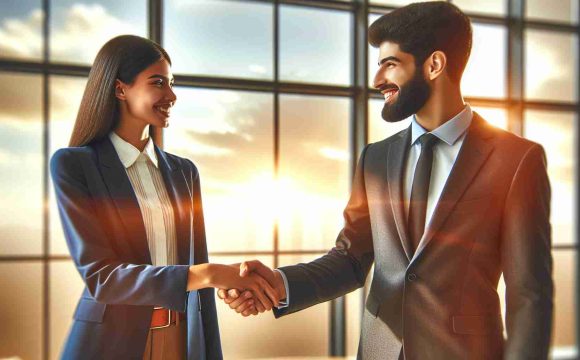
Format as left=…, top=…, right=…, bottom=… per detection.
left=228, top=289, right=241, bottom=298
left=217, top=289, right=227, bottom=300
left=228, top=291, right=252, bottom=310
left=251, top=286, right=273, bottom=312
left=242, top=306, right=257, bottom=317
left=253, top=294, right=266, bottom=313
left=235, top=299, right=255, bottom=314
left=223, top=289, right=241, bottom=305
left=257, top=277, right=280, bottom=306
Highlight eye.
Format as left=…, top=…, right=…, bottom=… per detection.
left=152, top=79, right=163, bottom=87
left=386, top=62, right=396, bottom=68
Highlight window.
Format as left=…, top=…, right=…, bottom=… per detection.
left=0, top=1, right=577, bottom=359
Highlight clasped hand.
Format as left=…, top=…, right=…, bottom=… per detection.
left=217, top=260, right=286, bottom=317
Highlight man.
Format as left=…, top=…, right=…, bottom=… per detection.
left=219, top=2, right=553, bottom=359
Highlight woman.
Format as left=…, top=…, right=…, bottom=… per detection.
left=50, top=35, right=277, bottom=359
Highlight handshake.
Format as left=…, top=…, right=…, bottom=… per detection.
left=215, top=260, right=287, bottom=317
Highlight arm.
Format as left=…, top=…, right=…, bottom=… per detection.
left=219, top=145, right=376, bottom=316
left=51, top=149, right=277, bottom=312
left=51, top=149, right=189, bottom=310
left=500, top=144, right=553, bottom=359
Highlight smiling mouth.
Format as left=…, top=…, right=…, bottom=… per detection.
left=155, top=104, right=172, bottom=117
left=382, top=88, right=399, bottom=103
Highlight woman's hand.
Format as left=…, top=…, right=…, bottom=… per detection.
left=187, top=263, right=279, bottom=312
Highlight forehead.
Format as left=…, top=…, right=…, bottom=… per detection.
left=138, top=58, right=173, bottom=78
left=377, top=41, right=414, bottom=63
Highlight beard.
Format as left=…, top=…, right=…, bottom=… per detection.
left=381, top=68, right=431, bottom=123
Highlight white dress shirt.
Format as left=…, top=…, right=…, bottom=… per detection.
left=278, top=104, right=474, bottom=305
left=108, top=131, right=178, bottom=266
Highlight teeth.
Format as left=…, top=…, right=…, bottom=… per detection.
left=156, top=105, right=171, bottom=115
left=384, top=90, right=397, bottom=102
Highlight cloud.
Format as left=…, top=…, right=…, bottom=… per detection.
left=0, top=9, right=43, bottom=59
left=50, top=4, right=142, bottom=63
left=0, top=4, right=142, bottom=64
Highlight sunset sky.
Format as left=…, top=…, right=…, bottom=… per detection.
left=0, top=0, right=578, bottom=357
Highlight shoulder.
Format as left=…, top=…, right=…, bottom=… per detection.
left=364, top=126, right=409, bottom=158
left=475, top=116, right=545, bottom=161
left=162, top=150, right=200, bottom=178
left=50, top=146, right=96, bottom=177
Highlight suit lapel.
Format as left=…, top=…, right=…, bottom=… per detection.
left=412, top=114, right=495, bottom=261
left=155, top=146, right=192, bottom=266
left=387, top=126, right=413, bottom=261
left=97, top=137, right=151, bottom=264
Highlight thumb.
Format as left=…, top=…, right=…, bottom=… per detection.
left=239, top=260, right=262, bottom=277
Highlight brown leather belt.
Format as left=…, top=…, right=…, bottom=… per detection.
left=150, top=307, right=186, bottom=330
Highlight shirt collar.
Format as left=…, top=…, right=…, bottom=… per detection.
left=108, top=131, right=158, bottom=168
left=411, top=104, right=473, bottom=146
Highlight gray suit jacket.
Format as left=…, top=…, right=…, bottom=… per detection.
left=274, top=113, right=553, bottom=360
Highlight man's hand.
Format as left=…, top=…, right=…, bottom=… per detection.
left=217, top=260, right=287, bottom=317
left=192, top=263, right=279, bottom=312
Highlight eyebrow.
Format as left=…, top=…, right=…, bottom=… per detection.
left=378, top=56, right=402, bottom=66
left=148, top=74, right=174, bottom=82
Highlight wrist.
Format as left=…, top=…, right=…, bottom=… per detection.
left=273, top=270, right=287, bottom=300
left=187, top=264, right=213, bottom=290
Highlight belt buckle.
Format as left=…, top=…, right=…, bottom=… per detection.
left=151, top=306, right=172, bottom=330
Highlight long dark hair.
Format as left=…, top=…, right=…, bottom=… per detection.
left=68, top=35, right=171, bottom=147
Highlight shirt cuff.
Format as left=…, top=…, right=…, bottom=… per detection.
left=274, top=269, right=290, bottom=309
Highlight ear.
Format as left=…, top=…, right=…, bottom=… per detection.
left=114, top=79, right=127, bottom=100
left=424, top=51, right=447, bottom=81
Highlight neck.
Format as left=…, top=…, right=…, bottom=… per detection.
left=415, top=85, right=465, bottom=132
left=113, top=115, right=150, bottom=152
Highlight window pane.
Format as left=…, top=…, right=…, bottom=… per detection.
left=280, top=5, right=352, bottom=85
left=368, top=13, right=383, bottom=87
left=526, top=0, right=579, bottom=24
left=49, top=76, right=87, bottom=256
left=368, top=98, right=411, bottom=144
left=471, top=106, right=508, bottom=130
left=50, top=260, right=84, bottom=360
left=164, top=0, right=273, bottom=80
left=211, top=254, right=329, bottom=358
left=164, top=88, right=274, bottom=253
left=462, top=24, right=507, bottom=98
left=525, top=30, right=578, bottom=102
left=551, top=250, right=577, bottom=349
left=0, top=72, right=43, bottom=255
left=0, top=0, right=42, bottom=61
left=453, top=0, right=506, bottom=16
left=279, top=95, right=350, bottom=251
left=524, top=110, right=576, bottom=246
left=276, top=254, right=330, bottom=357
left=0, top=262, right=42, bottom=359
left=50, top=0, right=146, bottom=64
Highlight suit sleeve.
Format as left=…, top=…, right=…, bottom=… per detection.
left=50, top=148, right=190, bottom=311
left=186, top=159, right=223, bottom=359
left=274, top=145, right=375, bottom=317
left=500, top=144, right=553, bottom=359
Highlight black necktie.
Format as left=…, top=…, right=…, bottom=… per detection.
left=408, top=133, right=438, bottom=256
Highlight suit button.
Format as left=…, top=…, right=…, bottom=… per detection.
left=407, top=273, right=417, bottom=282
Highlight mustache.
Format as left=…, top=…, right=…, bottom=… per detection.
left=378, top=84, right=399, bottom=92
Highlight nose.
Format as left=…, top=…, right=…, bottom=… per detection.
left=167, top=86, right=177, bottom=103
left=372, top=68, right=385, bottom=90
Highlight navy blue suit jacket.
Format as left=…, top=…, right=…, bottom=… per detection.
left=50, top=136, right=222, bottom=359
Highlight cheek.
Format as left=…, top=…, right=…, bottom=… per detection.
left=127, top=90, right=158, bottom=109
